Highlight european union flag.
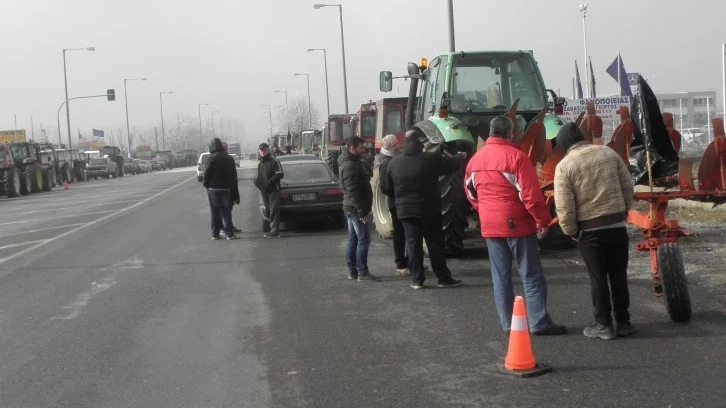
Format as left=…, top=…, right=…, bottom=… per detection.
left=92, top=128, right=104, bottom=138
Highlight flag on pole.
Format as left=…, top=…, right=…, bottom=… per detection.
left=92, top=128, right=105, bottom=138
left=589, top=57, right=597, bottom=98
left=606, top=53, right=633, bottom=98
left=78, top=128, right=84, bottom=141
left=574, top=60, right=583, bottom=99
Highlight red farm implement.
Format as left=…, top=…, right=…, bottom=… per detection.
left=517, top=96, right=726, bottom=323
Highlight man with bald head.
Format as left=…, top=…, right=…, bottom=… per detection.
left=374, top=134, right=408, bottom=274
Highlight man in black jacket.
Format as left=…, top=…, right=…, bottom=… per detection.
left=339, top=136, right=380, bottom=282
left=384, top=130, right=466, bottom=289
left=254, top=143, right=284, bottom=238
left=203, top=138, right=240, bottom=240
left=375, top=134, right=409, bottom=275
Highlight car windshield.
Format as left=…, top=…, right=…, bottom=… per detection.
left=449, top=53, right=546, bottom=113
left=281, top=163, right=332, bottom=185
left=90, top=159, right=107, bottom=165
left=201, top=154, right=210, bottom=164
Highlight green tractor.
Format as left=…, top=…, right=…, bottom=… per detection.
left=379, top=50, right=568, bottom=256
left=7, top=142, right=46, bottom=196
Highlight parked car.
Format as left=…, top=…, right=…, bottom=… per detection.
left=197, top=152, right=211, bottom=182
left=230, top=153, right=240, bottom=167
left=85, top=157, right=117, bottom=179
left=277, top=154, right=319, bottom=162
left=133, top=159, right=142, bottom=174
left=139, top=160, right=151, bottom=173
left=151, top=160, right=161, bottom=171
left=278, top=159, right=343, bottom=227
left=123, top=157, right=139, bottom=175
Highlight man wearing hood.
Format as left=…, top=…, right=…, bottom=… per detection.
left=554, top=122, right=635, bottom=340
left=374, top=134, right=409, bottom=275
left=383, top=129, right=465, bottom=289
left=465, top=116, right=566, bottom=335
left=254, top=142, right=284, bottom=238
left=203, top=138, right=240, bottom=240
left=339, top=136, right=380, bottom=282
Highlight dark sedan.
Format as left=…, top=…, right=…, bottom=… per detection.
left=278, top=160, right=343, bottom=225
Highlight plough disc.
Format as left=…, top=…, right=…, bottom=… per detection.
left=696, top=134, right=726, bottom=191
left=579, top=101, right=603, bottom=144
left=607, top=106, right=632, bottom=165
left=519, top=106, right=548, bottom=166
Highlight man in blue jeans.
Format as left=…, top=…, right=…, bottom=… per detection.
left=203, top=138, right=239, bottom=240
left=338, top=136, right=380, bottom=282
left=465, top=116, right=566, bottom=335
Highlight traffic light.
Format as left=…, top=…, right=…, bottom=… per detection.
left=107, top=89, right=115, bottom=101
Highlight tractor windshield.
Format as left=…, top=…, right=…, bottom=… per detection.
left=10, top=144, right=27, bottom=163
left=449, top=53, right=546, bottom=114
left=301, top=132, right=313, bottom=149
left=361, top=112, right=375, bottom=139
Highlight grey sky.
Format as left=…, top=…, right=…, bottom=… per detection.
left=2, top=0, right=725, bottom=146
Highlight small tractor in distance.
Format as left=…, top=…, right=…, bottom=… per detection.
left=320, top=114, right=354, bottom=176
left=379, top=50, right=567, bottom=255
left=7, top=142, right=46, bottom=195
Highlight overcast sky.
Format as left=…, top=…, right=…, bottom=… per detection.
left=2, top=0, right=725, bottom=147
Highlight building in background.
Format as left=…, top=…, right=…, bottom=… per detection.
left=655, top=91, right=720, bottom=131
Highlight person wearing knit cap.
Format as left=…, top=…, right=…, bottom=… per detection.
left=554, top=122, right=635, bottom=340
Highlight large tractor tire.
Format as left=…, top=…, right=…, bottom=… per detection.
left=41, top=168, right=52, bottom=192
left=370, top=166, right=393, bottom=239
left=27, top=165, right=42, bottom=194
left=439, top=166, right=468, bottom=256
left=658, top=243, right=692, bottom=322
left=538, top=200, right=576, bottom=250
left=117, top=158, right=124, bottom=177
left=2, top=167, right=21, bottom=198
left=19, top=167, right=30, bottom=196
left=73, top=162, right=85, bottom=182
left=326, top=150, right=340, bottom=178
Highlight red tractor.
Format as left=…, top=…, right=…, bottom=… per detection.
left=321, top=113, right=353, bottom=176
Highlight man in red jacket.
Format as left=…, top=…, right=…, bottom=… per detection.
left=465, top=116, right=566, bottom=335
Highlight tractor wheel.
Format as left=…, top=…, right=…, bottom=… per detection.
left=28, top=165, right=42, bottom=194
left=658, top=243, right=692, bottom=322
left=19, top=167, right=30, bottom=196
left=538, top=200, right=576, bottom=250
left=73, top=163, right=85, bottom=182
left=3, top=167, right=20, bottom=198
left=439, top=166, right=467, bottom=257
left=370, top=166, right=393, bottom=239
left=65, top=164, right=73, bottom=183
left=42, top=168, right=51, bottom=192
left=326, top=150, right=340, bottom=178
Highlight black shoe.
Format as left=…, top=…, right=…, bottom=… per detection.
left=212, top=235, right=222, bottom=240
left=532, top=324, right=568, bottom=336
left=226, top=235, right=240, bottom=240
left=233, top=227, right=242, bottom=233
left=583, top=323, right=615, bottom=340
left=347, top=274, right=357, bottom=280
left=616, top=322, right=636, bottom=337
left=437, top=278, right=463, bottom=288
left=357, top=273, right=381, bottom=282
left=410, top=282, right=425, bottom=289
left=264, top=232, right=280, bottom=238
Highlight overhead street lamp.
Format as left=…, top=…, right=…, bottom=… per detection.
left=198, top=103, right=209, bottom=148
left=159, top=91, right=174, bottom=150
left=312, top=4, right=349, bottom=114
left=261, top=104, right=273, bottom=138
left=307, top=48, right=331, bottom=120
left=294, top=73, right=312, bottom=129
left=62, top=46, right=95, bottom=149
left=124, top=77, right=147, bottom=158
left=275, top=90, right=288, bottom=105
left=211, top=110, right=220, bottom=138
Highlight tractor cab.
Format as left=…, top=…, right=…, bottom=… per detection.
left=373, top=97, right=407, bottom=151
left=300, top=130, right=323, bottom=157
left=350, top=101, right=377, bottom=152
left=321, top=114, right=353, bottom=174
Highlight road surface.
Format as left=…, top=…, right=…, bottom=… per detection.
left=0, top=163, right=724, bottom=407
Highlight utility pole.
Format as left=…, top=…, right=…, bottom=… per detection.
left=31, top=116, right=34, bottom=140
left=579, top=2, right=591, bottom=98
left=154, top=127, right=159, bottom=151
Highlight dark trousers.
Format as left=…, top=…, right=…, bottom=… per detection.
left=577, top=227, right=631, bottom=326
left=258, top=190, right=280, bottom=233
left=208, top=189, right=233, bottom=237
left=390, top=207, right=408, bottom=269
left=401, top=215, right=452, bottom=284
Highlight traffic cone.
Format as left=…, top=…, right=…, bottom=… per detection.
left=498, top=296, right=552, bottom=378
left=63, top=180, right=69, bottom=190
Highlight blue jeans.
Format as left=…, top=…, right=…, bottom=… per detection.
left=485, top=234, right=555, bottom=331
left=344, top=211, right=371, bottom=276
left=208, top=189, right=233, bottom=237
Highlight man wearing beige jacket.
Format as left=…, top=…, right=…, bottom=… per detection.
left=554, top=123, right=635, bottom=340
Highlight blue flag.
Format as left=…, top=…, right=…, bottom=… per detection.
left=92, top=128, right=104, bottom=138
left=574, top=60, right=583, bottom=99
left=606, top=53, right=633, bottom=98
left=589, top=57, right=597, bottom=98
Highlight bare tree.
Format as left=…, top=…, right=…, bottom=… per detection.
left=274, top=96, right=322, bottom=135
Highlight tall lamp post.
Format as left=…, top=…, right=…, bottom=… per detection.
left=159, top=91, right=173, bottom=150
left=275, top=90, right=288, bottom=105
left=124, top=77, right=147, bottom=158
left=579, top=2, right=591, bottom=98
left=211, top=110, right=220, bottom=138
left=307, top=48, right=331, bottom=120
left=294, top=73, right=312, bottom=129
left=313, top=4, right=349, bottom=114
left=62, top=46, right=95, bottom=149
left=198, top=103, right=209, bottom=148
left=261, top=104, right=273, bottom=138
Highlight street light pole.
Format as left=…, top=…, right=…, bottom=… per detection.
left=446, top=0, right=455, bottom=52
left=275, top=90, right=288, bottom=105
left=198, top=103, right=209, bottom=148
left=579, top=2, right=590, bottom=98
left=62, top=46, right=95, bottom=149
left=308, top=48, right=331, bottom=120
left=295, top=73, right=312, bottom=129
left=313, top=4, right=349, bottom=114
left=211, top=111, right=220, bottom=139
left=160, top=91, right=173, bottom=150
left=124, top=77, right=147, bottom=158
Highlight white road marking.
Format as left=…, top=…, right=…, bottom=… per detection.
left=0, top=176, right=194, bottom=266
left=0, top=199, right=149, bottom=218
left=0, top=239, right=48, bottom=251
left=0, top=223, right=86, bottom=239
left=1, top=210, right=116, bottom=225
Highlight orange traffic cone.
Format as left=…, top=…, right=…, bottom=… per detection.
left=499, top=296, right=552, bottom=377
left=63, top=180, right=69, bottom=190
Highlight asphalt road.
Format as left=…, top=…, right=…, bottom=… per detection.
left=0, top=162, right=725, bottom=408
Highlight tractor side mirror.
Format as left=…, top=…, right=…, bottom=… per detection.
left=379, top=71, right=393, bottom=92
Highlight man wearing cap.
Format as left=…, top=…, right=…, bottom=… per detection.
left=254, top=142, right=284, bottom=238
left=554, top=122, right=635, bottom=340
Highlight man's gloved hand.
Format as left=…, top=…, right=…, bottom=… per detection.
left=536, top=227, right=549, bottom=239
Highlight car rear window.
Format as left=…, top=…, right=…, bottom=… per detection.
left=200, top=154, right=210, bottom=164
left=90, top=159, right=107, bottom=165
left=281, top=163, right=332, bottom=185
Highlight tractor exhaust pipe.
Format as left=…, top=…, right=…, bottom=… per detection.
left=405, top=62, right=421, bottom=130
